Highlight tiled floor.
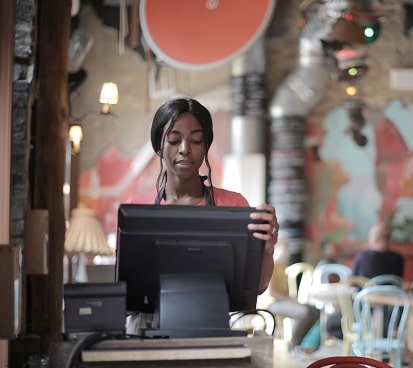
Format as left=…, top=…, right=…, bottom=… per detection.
left=253, top=293, right=344, bottom=367
left=275, top=338, right=413, bottom=368
left=273, top=338, right=344, bottom=368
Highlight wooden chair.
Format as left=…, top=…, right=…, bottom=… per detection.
left=308, top=263, right=352, bottom=344
left=267, top=262, right=317, bottom=346
left=336, top=276, right=369, bottom=355
left=307, top=355, right=393, bottom=368
left=363, top=274, right=404, bottom=348
left=352, top=285, right=410, bottom=368
left=365, top=274, right=403, bottom=288
left=312, top=263, right=352, bottom=286
left=285, top=262, right=315, bottom=304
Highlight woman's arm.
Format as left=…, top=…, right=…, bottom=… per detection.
left=248, top=204, right=279, bottom=294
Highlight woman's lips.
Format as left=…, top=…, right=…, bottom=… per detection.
left=175, top=160, right=192, bottom=166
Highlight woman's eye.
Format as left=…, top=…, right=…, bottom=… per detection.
left=167, top=140, right=179, bottom=145
left=192, top=135, right=204, bottom=144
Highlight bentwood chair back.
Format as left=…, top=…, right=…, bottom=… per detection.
left=285, top=262, right=314, bottom=304
left=337, top=276, right=369, bottom=355
left=312, top=263, right=352, bottom=286
left=365, top=274, right=403, bottom=288
left=267, top=262, right=316, bottom=345
left=307, top=355, right=393, bottom=368
left=352, top=285, right=410, bottom=368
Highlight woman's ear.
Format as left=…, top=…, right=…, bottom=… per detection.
left=157, top=150, right=163, bottom=157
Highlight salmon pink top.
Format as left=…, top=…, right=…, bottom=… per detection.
left=127, top=187, right=249, bottom=207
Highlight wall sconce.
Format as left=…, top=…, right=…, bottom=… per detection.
left=99, top=82, right=119, bottom=114
left=69, top=124, right=83, bottom=154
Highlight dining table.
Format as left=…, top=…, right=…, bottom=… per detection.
left=306, top=282, right=356, bottom=345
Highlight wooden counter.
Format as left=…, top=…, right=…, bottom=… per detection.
left=49, top=332, right=274, bottom=368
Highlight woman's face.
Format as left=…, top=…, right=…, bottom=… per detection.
left=161, top=112, right=207, bottom=180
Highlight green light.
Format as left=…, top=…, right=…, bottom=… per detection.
left=364, top=22, right=381, bottom=43
left=348, top=67, right=358, bottom=77
left=364, top=27, right=375, bottom=38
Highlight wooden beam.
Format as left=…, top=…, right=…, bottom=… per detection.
left=0, top=0, right=14, bottom=242
left=0, top=0, right=16, bottom=365
left=31, top=0, right=71, bottom=351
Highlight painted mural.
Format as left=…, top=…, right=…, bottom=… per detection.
left=305, top=98, right=413, bottom=262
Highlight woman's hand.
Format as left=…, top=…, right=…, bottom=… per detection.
left=248, top=204, right=279, bottom=255
left=248, top=204, right=279, bottom=294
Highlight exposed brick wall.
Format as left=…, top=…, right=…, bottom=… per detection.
left=11, top=0, right=35, bottom=246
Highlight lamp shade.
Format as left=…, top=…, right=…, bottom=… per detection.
left=140, top=0, right=275, bottom=70
left=69, top=124, right=83, bottom=153
left=99, top=82, right=119, bottom=105
left=65, top=207, right=114, bottom=257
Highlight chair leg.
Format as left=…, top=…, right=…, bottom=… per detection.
left=394, top=349, right=402, bottom=368
left=273, top=316, right=286, bottom=339
left=273, top=316, right=294, bottom=347
left=342, top=337, right=351, bottom=355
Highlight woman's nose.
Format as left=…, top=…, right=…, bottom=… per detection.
left=179, top=141, right=191, bottom=154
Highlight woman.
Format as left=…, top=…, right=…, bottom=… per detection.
left=128, top=97, right=278, bottom=293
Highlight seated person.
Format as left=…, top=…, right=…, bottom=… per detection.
left=295, top=220, right=405, bottom=357
left=352, top=219, right=404, bottom=279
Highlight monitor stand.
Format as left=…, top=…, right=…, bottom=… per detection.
left=142, top=273, right=248, bottom=338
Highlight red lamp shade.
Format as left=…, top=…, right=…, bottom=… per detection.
left=140, top=0, right=276, bottom=70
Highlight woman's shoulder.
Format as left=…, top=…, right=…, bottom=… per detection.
left=211, top=187, right=250, bottom=207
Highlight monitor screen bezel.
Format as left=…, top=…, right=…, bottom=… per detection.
left=115, top=204, right=265, bottom=314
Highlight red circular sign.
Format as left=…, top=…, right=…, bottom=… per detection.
left=140, top=0, right=276, bottom=70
